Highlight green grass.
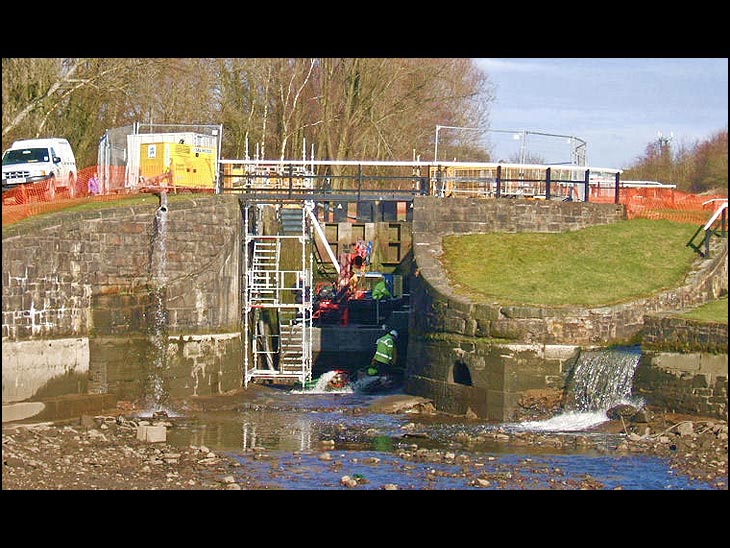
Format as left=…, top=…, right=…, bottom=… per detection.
left=678, top=296, right=728, bottom=324
left=3, top=193, right=198, bottom=230
left=62, top=193, right=197, bottom=212
left=440, top=219, right=705, bottom=307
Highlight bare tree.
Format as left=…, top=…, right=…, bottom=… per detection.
left=3, top=58, right=162, bottom=165
left=310, top=58, right=493, bottom=176
left=3, top=57, right=495, bottom=172
left=274, top=58, right=317, bottom=161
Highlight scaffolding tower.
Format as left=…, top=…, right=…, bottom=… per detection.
left=242, top=200, right=318, bottom=387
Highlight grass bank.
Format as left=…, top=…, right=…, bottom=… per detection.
left=676, top=296, right=728, bottom=324
left=440, top=219, right=711, bottom=308
left=3, top=193, right=206, bottom=233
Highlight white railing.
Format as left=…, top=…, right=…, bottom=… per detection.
left=697, top=199, right=728, bottom=257
left=703, top=199, right=728, bottom=231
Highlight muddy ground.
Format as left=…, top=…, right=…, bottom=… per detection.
left=2, top=385, right=727, bottom=492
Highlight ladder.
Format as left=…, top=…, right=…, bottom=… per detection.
left=250, top=239, right=280, bottom=304
left=243, top=201, right=314, bottom=387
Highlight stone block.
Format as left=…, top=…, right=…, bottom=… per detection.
left=137, top=424, right=167, bottom=443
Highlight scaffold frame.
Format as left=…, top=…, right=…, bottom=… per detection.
left=242, top=199, right=318, bottom=387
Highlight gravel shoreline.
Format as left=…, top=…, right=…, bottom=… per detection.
left=2, top=388, right=727, bottom=491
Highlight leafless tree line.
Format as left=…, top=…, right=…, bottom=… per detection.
left=2, top=58, right=495, bottom=172
left=623, top=129, right=728, bottom=193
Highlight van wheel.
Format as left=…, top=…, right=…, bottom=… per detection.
left=45, top=176, right=56, bottom=201
left=67, top=174, right=76, bottom=198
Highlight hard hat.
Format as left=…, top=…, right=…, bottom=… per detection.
left=389, top=329, right=398, bottom=339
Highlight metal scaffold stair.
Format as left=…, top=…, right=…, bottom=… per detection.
left=243, top=201, right=315, bottom=388
left=278, top=318, right=306, bottom=374
left=250, top=239, right=280, bottom=304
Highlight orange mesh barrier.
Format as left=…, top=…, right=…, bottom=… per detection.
left=3, top=169, right=726, bottom=228
left=591, top=187, right=728, bottom=225
left=2, top=165, right=215, bottom=227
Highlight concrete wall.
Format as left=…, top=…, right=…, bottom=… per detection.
left=641, top=315, right=728, bottom=354
left=2, top=194, right=243, bottom=413
left=4, top=193, right=726, bottom=423
left=406, top=196, right=728, bottom=420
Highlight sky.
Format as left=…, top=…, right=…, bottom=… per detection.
left=473, top=58, right=728, bottom=170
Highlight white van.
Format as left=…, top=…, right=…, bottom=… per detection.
left=2, top=138, right=78, bottom=199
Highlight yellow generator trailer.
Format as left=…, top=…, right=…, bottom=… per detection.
left=139, top=142, right=216, bottom=189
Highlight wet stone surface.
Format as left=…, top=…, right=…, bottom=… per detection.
left=2, top=385, right=727, bottom=491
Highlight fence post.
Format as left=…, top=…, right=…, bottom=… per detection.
left=722, top=208, right=727, bottom=237
left=496, top=165, right=502, bottom=198
left=357, top=164, right=362, bottom=201
left=545, top=167, right=551, bottom=200
left=584, top=170, right=590, bottom=202
left=288, top=164, right=293, bottom=199
left=614, top=171, right=620, bottom=204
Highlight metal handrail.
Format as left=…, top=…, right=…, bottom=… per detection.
left=688, top=199, right=728, bottom=258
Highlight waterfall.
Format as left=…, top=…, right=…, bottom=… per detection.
left=144, top=194, right=170, bottom=414
left=514, top=346, right=643, bottom=432
left=566, top=346, right=642, bottom=413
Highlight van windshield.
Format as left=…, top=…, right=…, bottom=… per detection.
left=2, top=148, right=50, bottom=165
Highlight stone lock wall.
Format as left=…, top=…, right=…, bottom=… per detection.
left=406, top=196, right=728, bottom=420
left=634, top=315, right=728, bottom=419
left=2, top=194, right=243, bottom=407
left=406, top=336, right=580, bottom=421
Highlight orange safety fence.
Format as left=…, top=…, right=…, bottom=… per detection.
left=2, top=166, right=214, bottom=227
left=3, top=168, right=727, bottom=229
left=590, top=186, right=728, bottom=225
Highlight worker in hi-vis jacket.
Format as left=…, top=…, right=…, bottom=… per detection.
left=368, top=329, right=398, bottom=376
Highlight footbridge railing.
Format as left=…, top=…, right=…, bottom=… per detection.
left=687, top=199, right=728, bottom=258
left=218, top=159, right=623, bottom=203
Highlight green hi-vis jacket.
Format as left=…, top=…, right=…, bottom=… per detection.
left=372, top=280, right=391, bottom=300
left=373, top=333, right=396, bottom=365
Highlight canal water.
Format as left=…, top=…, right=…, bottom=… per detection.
left=141, top=368, right=714, bottom=491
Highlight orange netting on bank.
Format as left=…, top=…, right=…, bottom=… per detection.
left=591, top=186, right=728, bottom=225
left=2, top=166, right=214, bottom=227
left=3, top=168, right=727, bottom=228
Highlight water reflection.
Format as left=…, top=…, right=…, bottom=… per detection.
left=159, top=387, right=713, bottom=490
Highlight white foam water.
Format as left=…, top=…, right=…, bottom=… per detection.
left=511, top=410, right=610, bottom=432
left=135, top=407, right=183, bottom=419
left=290, top=370, right=354, bottom=394
left=511, top=346, right=643, bottom=433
